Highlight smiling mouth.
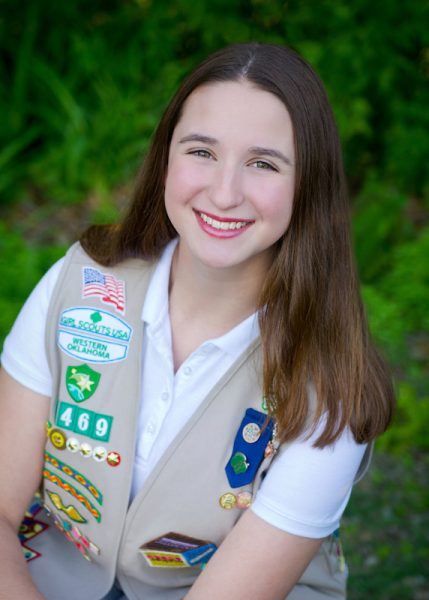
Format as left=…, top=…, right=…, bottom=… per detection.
left=195, top=210, right=254, bottom=231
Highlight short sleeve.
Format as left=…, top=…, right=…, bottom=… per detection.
left=1, top=258, right=65, bottom=396
left=251, top=421, right=367, bottom=538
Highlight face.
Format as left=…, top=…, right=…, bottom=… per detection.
left=164, top=80, right=296, bottom=274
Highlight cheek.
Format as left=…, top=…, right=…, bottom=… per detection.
left=253, top=179, right=295, bottom=225
left=164, top=159, right=203, bottom=206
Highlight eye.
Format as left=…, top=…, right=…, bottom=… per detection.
left=188, top=149, right=213, bottom=159
left=250, top=160, right=278, bottom=172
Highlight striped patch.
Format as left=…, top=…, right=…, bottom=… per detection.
left=44, top=451, right=103, bottom=505
left=43, top=469, right=101, bottom=523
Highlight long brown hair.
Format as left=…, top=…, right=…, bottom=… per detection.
left=81, top=43, right=394, bottom=447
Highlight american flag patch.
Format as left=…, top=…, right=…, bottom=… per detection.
left=82, top=267, right=126, bottom=314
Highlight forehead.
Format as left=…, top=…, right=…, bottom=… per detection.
left=174, top=80, right=294, bottom=145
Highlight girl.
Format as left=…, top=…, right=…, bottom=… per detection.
left=0, top=42, right=394, bottom=599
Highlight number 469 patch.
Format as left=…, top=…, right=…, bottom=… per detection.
left=56, top=401, right=113, bottom=442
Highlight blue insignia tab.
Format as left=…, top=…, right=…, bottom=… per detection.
left=225, top=408, right=274, bottom=488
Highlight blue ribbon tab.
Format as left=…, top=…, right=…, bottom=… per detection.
left=225, top=408, right=274, bottom=488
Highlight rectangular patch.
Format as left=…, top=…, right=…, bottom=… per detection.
left=56, top=401, right=113, bottom=443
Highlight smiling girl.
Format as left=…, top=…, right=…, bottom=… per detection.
left=0, top=43, right=394, bottom=600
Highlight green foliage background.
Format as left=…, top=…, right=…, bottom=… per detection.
left=0, top=0, right=428, bottom=597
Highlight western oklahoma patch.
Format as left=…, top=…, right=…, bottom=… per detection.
left=57, top=307, right=132, bottom=364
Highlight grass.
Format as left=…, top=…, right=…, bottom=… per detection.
left=343, top=451, right=429, bottom=599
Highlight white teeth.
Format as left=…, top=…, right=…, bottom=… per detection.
left=199, top=212, right=249, bottom=230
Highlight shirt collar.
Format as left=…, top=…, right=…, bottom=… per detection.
left=141, top=237, right=260, bottom=356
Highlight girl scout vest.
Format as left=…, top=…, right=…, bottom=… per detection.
left=24, top=243, right=372, bottom=600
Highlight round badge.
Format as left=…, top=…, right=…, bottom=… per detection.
left=80, top=443, right=92, bottom=458
left=242, top=422, right=261, bottom=443
left=106, top=451, right=121, bottom=467
left=93, top=446, right=107, bottom=462
left=219, top=492, right=237, bottom=510
left=49, top=428, right=67, bottom=450
left=237, top=491, right=253, bottom=509
left=66, top=437, right=80, bottom=453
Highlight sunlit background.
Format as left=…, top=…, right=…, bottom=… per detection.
left=0, top=1, right=428, bottom=597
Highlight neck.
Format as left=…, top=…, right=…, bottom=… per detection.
left=170, top=241, right=271, bottom=322
left=168, top=241, right=271, bottom=370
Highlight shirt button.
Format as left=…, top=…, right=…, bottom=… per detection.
left=161, top=392, right=169, bottom=402
left=183, top=366, right=192, bottom=376
left=147, top=422, right=156, bottom=434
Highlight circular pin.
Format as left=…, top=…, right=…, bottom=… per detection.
left=219, top=492, right=237, bottom=510
left=49, top=428, right=67, bottom=450
left=80, top=443, right=92, bottom=458
left=93, top=446, right=107, bottom=462
left=237, top=491, right=253, bottom=509
left=106, top=451, right=121, bottom=467
left=242, top=422, right=261, bottom=443
left=66, top=437, right=80, bottom=453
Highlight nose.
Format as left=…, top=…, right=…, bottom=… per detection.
left=209, top=164, right=244, bottom=210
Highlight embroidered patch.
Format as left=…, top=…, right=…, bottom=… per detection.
left=45, top=510, right=100, bottom=562
left=57, top=307, right=132, bottom=364
left=46, top=490, right=87, bottom=523
left=43, top=468, right=101, bottom=523
left=57, top=331, right=129, bottom=364
left=140, top=533, right=217, bottom=568
left=19, top=497, right=49, bottom=562
left=82, top=267, right=126, bottom=315
left=59, top=307, right=131, bottom=341
left=44, top=451, right=103, bottom=505
left=66, top=364, right=101, bottom=402
left=55, top=401, right=113, bottom=443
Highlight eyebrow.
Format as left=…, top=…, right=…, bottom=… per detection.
left=178, top=134, right=293, bottom=166
left=178, top=134, right=218, bottom=145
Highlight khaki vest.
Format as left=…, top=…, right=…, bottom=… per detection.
left=25, top=243, right=371, bottom=599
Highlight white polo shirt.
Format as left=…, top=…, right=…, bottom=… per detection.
left=1, top=240, right=366, bottom=538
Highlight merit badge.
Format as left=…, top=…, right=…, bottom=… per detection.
left=80, top=443, right=92, bottom=458
left=225, top=408, right=275, bottom=488
left=66, top=437, right=80, bottom=452
left=140, top=533, right=217, bottom=568
left=236, top=491, right=252, bottom=509
left=46, top=490, right=87, bottom=523
left=219, top=492, right=237, bottom=510
left=242, top=422, right=261, bottom=443
left=49, top=428, right=67, bottom=450
left=66, top=364, right=101, bottom=402
left=106, top=451, right=121, bottom=467
left=82, top=266, right=126, bottom=315
left=19, top=497, right=49, bottom=562
left=93, top=446, right=107, bottom=462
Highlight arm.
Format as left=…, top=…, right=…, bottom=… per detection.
left=0, top=368, right=50, bottom=599
left=185, top=509, right=322, bottom=600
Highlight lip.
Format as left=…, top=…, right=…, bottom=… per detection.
left=193, top=209, right=254, bottom=239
